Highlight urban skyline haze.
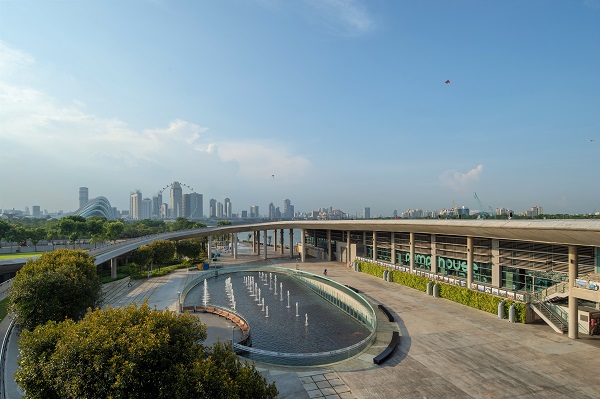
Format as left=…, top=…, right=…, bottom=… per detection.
left=1, top=1, right=599, bottom=216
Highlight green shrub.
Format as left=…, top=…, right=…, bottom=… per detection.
left=357, top=260, right=526, bottom=323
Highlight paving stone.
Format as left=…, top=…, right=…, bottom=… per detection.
left=312, top=374, right=327, bottom=382
left=316, top=380, right=332, bottom=389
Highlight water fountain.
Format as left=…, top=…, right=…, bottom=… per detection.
left=265, top=305, right=269, bottom=317
left=295, top=302, right=299, bottom=317
left=280, top=283, right=283, bottom=301
left=202, top=279, right=210, bottom=307
left=287, top=291, right=290, bottom=308
left=305, top=313, right=308, bottom=326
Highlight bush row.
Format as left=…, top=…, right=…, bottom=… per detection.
left=356, top=260, right=526, bottom=323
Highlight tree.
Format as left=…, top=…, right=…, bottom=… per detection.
left=0, top=220, right=12, bottom=246
left=148, top=239, right=176, bottom=266
left=16, top=302, right=278, bottom=399
left=104, top=221, right=125, bottom=243
left=8, top=249, right=103, bottom=330
left=86, top=218, right=105, bottom=248
left=175, top=238, right=203, bottom=260
left=27, top=227, right=46, bottom=251
left=131, top=245, right=154, bottom=268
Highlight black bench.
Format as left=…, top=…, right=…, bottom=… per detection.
left=373, top=331, right=400, bottom=365
left=378, top=304, right=394, bottom=322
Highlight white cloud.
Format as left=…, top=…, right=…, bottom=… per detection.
left=304, top=0, right=374, bottom=34
left=439, top=165, right=484, bottom=192
left=0, top=42, right=312, bottom=210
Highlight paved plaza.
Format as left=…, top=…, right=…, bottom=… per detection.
left=3, top=247, right=600, bottom=398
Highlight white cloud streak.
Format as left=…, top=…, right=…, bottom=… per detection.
left=439, top=165, right=484, bottom=192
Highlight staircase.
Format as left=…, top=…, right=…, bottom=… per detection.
left=529, top=301, right=568, bottom=334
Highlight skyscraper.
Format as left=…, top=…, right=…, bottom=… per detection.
left=152, top=193, right=162, bottom=219
left=183, top=193, right=203, bottom=219
left=130, top=190, right=143, bottom=220
left=250, top=205, right=259, bottom=218
left=170, top=182, right=183, bottom=219
left=209, top=199, right=217, bottom=218
left=224, top=198, right=231, bottom=218
left=141, top=198, right=152, bottom=219
left=217, top=202, right=224, bottom=218
left=363, top=207, right=370, bottom=219
left=283, top=199, right=294, bottom=219
left=79, top=187, right=89, bottom=210
left=268, top=202, right=275, bottom=219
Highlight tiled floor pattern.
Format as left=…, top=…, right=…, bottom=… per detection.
left=298, top=371, right=355, bottom=399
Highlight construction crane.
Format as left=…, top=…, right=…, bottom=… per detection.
left=452, top=200, right=461, bottom=219
left=473, top=192, right=487, bottom=219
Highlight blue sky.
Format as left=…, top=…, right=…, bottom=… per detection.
left=1, top=0, right=599, bottom=216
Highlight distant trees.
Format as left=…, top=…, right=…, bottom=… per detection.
left=8, top=249, right=102, bottom=330
left=16, top=302, right=278, bottom=399
left=175, top=238, right=204, bottom=260
left=148, top=239, right=176, bottom=266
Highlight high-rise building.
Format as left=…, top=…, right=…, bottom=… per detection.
left=217, top=202, right=224, bottom=218
left=141, top=198, right=152, bottom=219
left=363, top=207, right=370, bottom=219
left=250, top=205, right=259, bottom=218
left=152, top=193, right=162, bottom=219
left=283, top=199, right=294, bottom=219
left=209, top=199, right=217, bottom=218
left=268, top=202, right=275, bottom=219
left=130, top=190, right=143, bottom=220
left=79, top=187, right=89, bottom=210
left=32, top=205, right=41, bottom=218
left=241, top=210, right=248, bottom=219
left=160, top=203, right=169, bottom=219
left=183, top=193, right=203, bottom=219
left=170, top=182, right=183, bottom=219
left=224, top=198, right=231, bottom=218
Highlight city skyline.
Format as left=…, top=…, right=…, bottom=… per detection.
left=1, top=1, right=599, bottom=215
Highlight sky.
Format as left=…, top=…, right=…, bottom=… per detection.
left=1, top=0, right=599, bottom=217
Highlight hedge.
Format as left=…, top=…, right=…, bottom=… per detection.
left=356, top=261, right=526, bottom=323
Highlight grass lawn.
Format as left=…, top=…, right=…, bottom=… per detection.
left=0, top=252, right=41, bottom=260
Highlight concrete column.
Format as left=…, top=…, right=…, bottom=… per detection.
left=280, top=229, right=284, bottom=255
left=111, top=258, right=117, bottom=279
left=327, top=230, right=332, bottom=261
left=263, top=230, right=268, bottom=260
left=372, top=231, right=377, bottom=262
left=346, top=230, right=351, bottom=263
left=409, top=232, right=415, bottom=273
left=431, top=234, right=437, bottom=274
left=568, top=245, right=579, bottom=339
left=491, top=239, right=500, bottom=287
left=257, top=231, right=261, bottom=257
left=300, top=229, right=306, bottom=262
left=391, top=232, right=396, bottom=265
left=289, top=229, right=294, bottom=258
left=273, top=229, right=277, bottom=253
left=252, top=232, right=256, bottom=254
left=233, top=233, right=238, bottom=259
left=208, top=236, right=213, bottom=260
left=467, top=236, right=474, bottom=288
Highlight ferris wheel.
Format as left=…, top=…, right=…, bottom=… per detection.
left=157, top=182, right=201, bottom=219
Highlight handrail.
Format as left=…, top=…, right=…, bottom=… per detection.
left=0, top=318, right=16, bottom=399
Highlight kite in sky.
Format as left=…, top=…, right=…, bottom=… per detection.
left=445, top=80, right=451, bottom=84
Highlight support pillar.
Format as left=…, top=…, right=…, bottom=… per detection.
left=208, top=236, right=213, bottom=260
left=346, top=230, right=351, bottom=264
left=273, top=229, right=277, bottom=254
left=280, top=229, right=284, bottom=255
left=327, top=230, right=332, bottom=261
left=391, top=232, right=396, bottom=265
left=233, top=233, right=238, bottom=259
left=263, top=230, right=268, bottom=260
left=300, top=229, right=306, bottom=262
left=257, top=231, right=261, bottom=257
left=491, top=239, right=500, bottom=287
left=431, top=234, right=437, bottom=274
left=409, top=232, right=415, bottom=273
left=568, top=245, right=579, bottom=339
left=111, top=258, right=117, bottom=279
left=372, top=231, right=377, bottom=262
left=252, top=232, right=256, bottom=254
left=289, top=229, right=294, bottom=259
left=467, top=236, right=473, bottom=288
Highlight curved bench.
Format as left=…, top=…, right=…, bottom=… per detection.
left=378, top=304, right=394, bottom=322
left=373, top=331, right=399, bottom=365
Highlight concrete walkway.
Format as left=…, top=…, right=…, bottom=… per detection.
left=4, top=248, right=600, bottom=398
